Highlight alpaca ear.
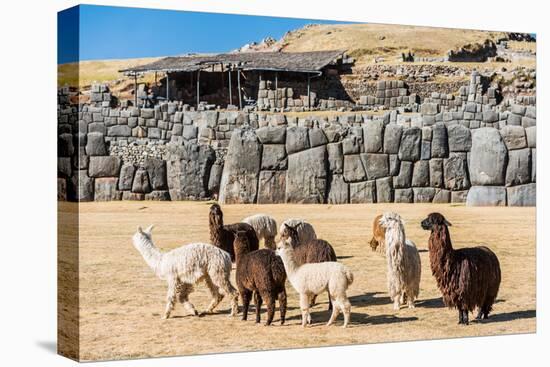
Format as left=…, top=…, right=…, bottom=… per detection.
left=137, top=226, right=143, bottom=234
left=145, top=224, right=154, bottom=234
left=444, top=219, right=452, bottom=226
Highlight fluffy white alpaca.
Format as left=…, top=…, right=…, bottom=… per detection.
left=276, top=229, right=353, bottom=328
left=278, top=219, right=317, bottom=247
left=132, top=225, right=238, bottom=319
left=379, top=213, right=421, bottom=310
left=242, top=214, right=278, bottom=250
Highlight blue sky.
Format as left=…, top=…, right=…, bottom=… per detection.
left=58, top=5, right=353, bottom=64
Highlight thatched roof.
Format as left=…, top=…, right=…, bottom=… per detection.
left=120, top=50, right=347, bottom=74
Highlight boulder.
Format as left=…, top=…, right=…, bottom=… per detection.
left=286, top=145, right=327, bottom=203
left=118, top=163, right=136, bottom=191
left=85, top=132, right=107, bottom=156
left=94, top=177, right=121, bottom=201
left=167, top=143, right=216, bottom=200
left=309, top=127, right=328, bottom=147
left=327, top=174, right=349, bottom=204
left=286, top=126, right=310, bottom=154
left=144, top=158, right=167, bottom=190
left=349, top=181, right=376, bottom=203
left=257, top=170, right=286, bottom=204
left=364, top=120, right=384, bottom=153
left=431, top=124, right=449, bottom=158
left=132, top=168, right=151, bottom=194
left=505, top=148, right=531, bottom=186
left=383, top=124, right=403, bottom=154
left=447, top=124, right=472, bottom=152
left=429, top=158, right=444, bottom=188
left=58, top=157, right=72, bottom=177
left=376, top=177, right=393, bottom=203
left=342, top=136, right=362, bottom=155
left=58, top=133, right=74, bottom=157
left=411, top=160, right=430, bottom=187
left=451, top=190, right=468, bottom=203
left=88, top=156, right=121, bottom=178
left=71, top=170, right=93, bottom=201
left=256, top=126, right=286, bottom=144
left=219, top=129, right=261, bottom=203
left=261, top=144, right=287, bottom=170
left=500, top=125, right=527, bottom=150
left=413, top=188, right=436, bottom=203
left=389, top=155, right=400, bottom=176
left=361, top=153, right=389, bottom=180
left=343, top=154, right=367, bottom=182
left=144, top=190, right=171, bottom=201
left=398, top=127, right=421, bottom=161
left=327, top=142, right=343, bottom=174
left=421, top=140, right=431, bottom=160
left=107, top=125, right=132, bottom=137
left=433, top=189, right=451, bottom=203
left=466, top=186, right=507, bottom=206
left=507, top=183, right=536, bottom=206
left=393, top=161, right=413, bottom=188
left=525, top=126, right=536, bottom=148
left=443, top=154, right=470, bottom=190
left=394, top=188, right=413, bottom=203
left=208, top=164, right=223, bottom=195
left=469, top=128, right=508, bottom=186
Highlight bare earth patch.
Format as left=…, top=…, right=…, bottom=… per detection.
left=61, top=202, right=535, bottom=361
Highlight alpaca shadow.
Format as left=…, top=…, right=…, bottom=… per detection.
left=349, top=292, right=391, bottom=307
left=417, top=249, right=429, bottom=253
left=354, top=313, right=418, bottom=326
left=474, top=309, right=535, bottom=324
left=337, top=255, right=354, bottom=260
left=416, top=297, right=505, bottom=309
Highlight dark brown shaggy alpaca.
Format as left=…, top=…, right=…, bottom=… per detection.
left=209, top=203, right=259, bottom=262
left=421, top=212, right=501, bottom=325
left=280, top=223, right=337, bottom=311
left=234, top=231, right=287, bottom=325
left=369, top=214, right=385, bottom=253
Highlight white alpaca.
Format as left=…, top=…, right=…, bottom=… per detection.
left=242, top=214, right=278, bottom=250
left=379, top=213, right=421, bottom=310
left=276, top=227, right=353, bottom=328
left=132, top=225, right=238, bottom=319
left=278, top=219, right=317, bottom=247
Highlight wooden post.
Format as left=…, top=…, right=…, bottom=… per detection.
left=237, top=69, right=242, bottom=110
left=166, top=72, right=170, bottom=101
left=275, top=72, right=278, bottom=108
left=133, top=73, right=138, bottom=107
left=196, top=69, right=201, bottom=107
left=307, top=74, right=311, bottom=110
left=154, top=71, right=157, bottom=86
left=228, top=66, right=232, bottom=106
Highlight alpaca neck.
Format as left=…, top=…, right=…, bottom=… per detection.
left=133, top=235, right=163, bottom=277
left=385, top=224, right=405, bottom=266
left=279, top=248, right=299, bottom=278
left=234, top=245, right=248, bottom=267
left=429, top=225, right=454, bottom=271
left=209, top=216, right=224, bottom=244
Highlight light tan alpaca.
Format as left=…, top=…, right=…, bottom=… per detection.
left=369, top=214, right=386, bottom=254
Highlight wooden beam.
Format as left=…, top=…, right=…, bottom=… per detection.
left=134, top=73, right=138, bottom=107
left=237, top=69, right=242, bottom=110
left=196, top=69, right=201, bottom=107
left=228, top=66, right=232, bottom=106
left=275, top=72, right=278, bottom=109
left=307, top=74, right=311, bottom=110
left=166, top=72, right=170, bottom=101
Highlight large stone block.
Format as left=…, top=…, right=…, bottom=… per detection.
left=85, top=132, right=107, bottom=156
left=144, top=191, right=171, bottom=201
left=327, top=174, right=349, bottom=204
left=429, top=158, right=444, bottom=188
left=413, top=187, right=436, bottom=203
left=58, top=157, right=72, bottom=177
left=451, top=190, right=468, bottom=203
left=393, top=161, right=413, bottom=188
left=257, top=170, right=286, bottom=204
left=376, top=177, right=393, bottom=203
left=261, top=144, right=287, bottom=170
left=343, top=154, right=367, bottom=182
left=364, top=120, right=384, bottom=153
left=469, top=128, right=508, bottom=186
left=412, top=160, right=430, bottom=187
left=107, top=125, right=132, bottom=137
left=443, top=154, right=470, bottom=190
left=500, top=125, right=527, bottom=150
left=145, top=158, right=167, bottom=190
left=342, top=136, right=362, bottom=155
left=431, top=124, right=449, bottom=158
left=383, top=124, right=403, bottom=154
left=71, top=170, right=94, bottom=201
left=433, top=189, right=451, bottom=203
left=466, top=186, right=507, bottom=206
left=285, top=145, right=327, bottom=203
left=394, top=188, right=413, bottom=203
left=286, top=126, right=310, bottom=154
left=309, top=127, right=328, bottom=147
left=398, top=127, right=421, bottom=161
left=505, top=148, right=531, bottom=186
left=58, top=133, right=74, bottom=157
left=349, top=181, right=376, bottom=203
left=208, top=164, right=223, bottom=195
left=118, top=163, right=135, bottom=191
left=132, top=168, right=151, bottom=194
left=327, top=142, right=343, bottom=174
left=94, top=177, right=121, bottom=201
left=526, top=126, right=536, bottom=148
left=532, top=148, right=536, bottom=182
left=389, top=155, right=400, bottom=176
left=361, top=153, right=389, bottom=180
left=256, top=126, right=286, bottom=144
left=167, top=143, right=216, bottom=200
left=507, top=183, right=536, bottom=206
left=88, top=156, right=121, bottom=178
left=447, top=124, right=472, bottom=152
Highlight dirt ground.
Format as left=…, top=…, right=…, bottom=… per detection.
left=60, top=202, right=536, bottom=361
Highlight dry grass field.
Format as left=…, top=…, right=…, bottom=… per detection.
left=60, top=202, right=536, bottom=361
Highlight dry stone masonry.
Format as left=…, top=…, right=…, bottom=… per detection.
left=58, top=71, right=536, bottom=206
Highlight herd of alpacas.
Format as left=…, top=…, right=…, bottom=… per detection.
left=132, top=204, right=501, bottom=328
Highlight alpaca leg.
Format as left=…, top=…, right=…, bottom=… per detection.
left=458, top=309, right=464, bottom=324
left=240, top=288, right=252, bottom=321
left=393, top=296, right=400, bottom=311
left=163, top=278, right=177, bottom=319
left=278, top=290, right=287, bottom=325
left=215, top=274, right=239, bottom=317
left=264, top=293, right=276, bottom=326
left=342, top=298, right=352, bottom=328
left=310, top=295, right=318, bottom=307
left=326, top=298, right=340, bottom=327
left=327, top=290, right=333, bottom=311
left=299, top=293, right=311, bottom=327
left=204, top=276, right=223, bottom=314
left=254, top=291, right=263, bottom=324
left=177, top=283, right=198, bottom=316
left=462, top=310, right=469, bottom=325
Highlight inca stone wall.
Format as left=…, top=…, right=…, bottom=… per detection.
left=58, top=72, right=536, bottom=206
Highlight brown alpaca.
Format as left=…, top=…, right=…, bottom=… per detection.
left=421, top=213, right=501, bottom=325
left=234, top=231, right=287, bottom=326
left=209, top=203, right=259, bottom=262
left=369, top=214, right=385, bottom=253
left=279, top=224, right=337, bottom=311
